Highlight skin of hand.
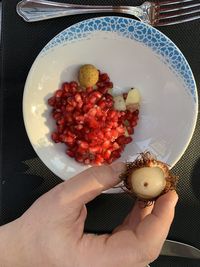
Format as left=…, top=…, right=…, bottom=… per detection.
left=0, top=162, right=178, bottom=267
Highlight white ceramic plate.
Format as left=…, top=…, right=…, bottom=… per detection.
left=23, top=17, right=198, bottom=190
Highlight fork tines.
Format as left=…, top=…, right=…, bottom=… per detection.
left=155, top=0, right=200, bottom=26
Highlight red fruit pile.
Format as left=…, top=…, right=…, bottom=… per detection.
left=48, top=72, right=139, bottom=165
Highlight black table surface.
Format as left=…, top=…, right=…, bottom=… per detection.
left=1, top=0, right=200, bottom=266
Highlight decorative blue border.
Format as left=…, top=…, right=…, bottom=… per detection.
left=41, top=16, right=197, bottom=103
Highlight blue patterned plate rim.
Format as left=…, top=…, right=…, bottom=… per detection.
left=40, top=16, right=198, bottom=106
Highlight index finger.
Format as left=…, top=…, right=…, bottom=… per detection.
left=58, top=162, right=125, bottom=206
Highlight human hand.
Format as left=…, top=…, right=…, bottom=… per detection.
left=0, top=163, right=178, bottom=267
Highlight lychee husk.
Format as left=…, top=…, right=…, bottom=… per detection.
left=120, top=151, right=178, bottom=204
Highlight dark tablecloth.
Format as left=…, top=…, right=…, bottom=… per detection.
left=1, top=0, right=200, bottom=266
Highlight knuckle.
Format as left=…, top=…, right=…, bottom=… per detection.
left=145, top=247, right=160, bottom=262
left=54, top=181, right=72, bottom=205
left=88, top=166, right=100, bottom=177
left=90, top=165, right=115, bottom=187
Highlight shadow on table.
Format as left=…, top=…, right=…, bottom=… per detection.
left=191, top=157, right=200, bottom=201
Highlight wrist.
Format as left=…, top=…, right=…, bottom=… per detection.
left=0, top=219, right=24, bottom=267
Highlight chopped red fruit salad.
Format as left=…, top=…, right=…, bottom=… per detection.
left=48, top=64, right=141, bottom=165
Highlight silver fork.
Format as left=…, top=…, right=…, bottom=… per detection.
left=17, top=0, right=200, bottom=26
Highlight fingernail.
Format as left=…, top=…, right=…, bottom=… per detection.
left=172, top=191, right=179, bottom=205
left=110, top=162, right=126, bottom=178
left=166, top=190, right=179, bottom=206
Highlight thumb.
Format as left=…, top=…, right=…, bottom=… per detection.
left=60, top=162, right=125, bottom=206
left=136, top=191, right=178, bottom=247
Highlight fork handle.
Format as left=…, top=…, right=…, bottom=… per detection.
left=17, top=0, right=146, bottom=22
